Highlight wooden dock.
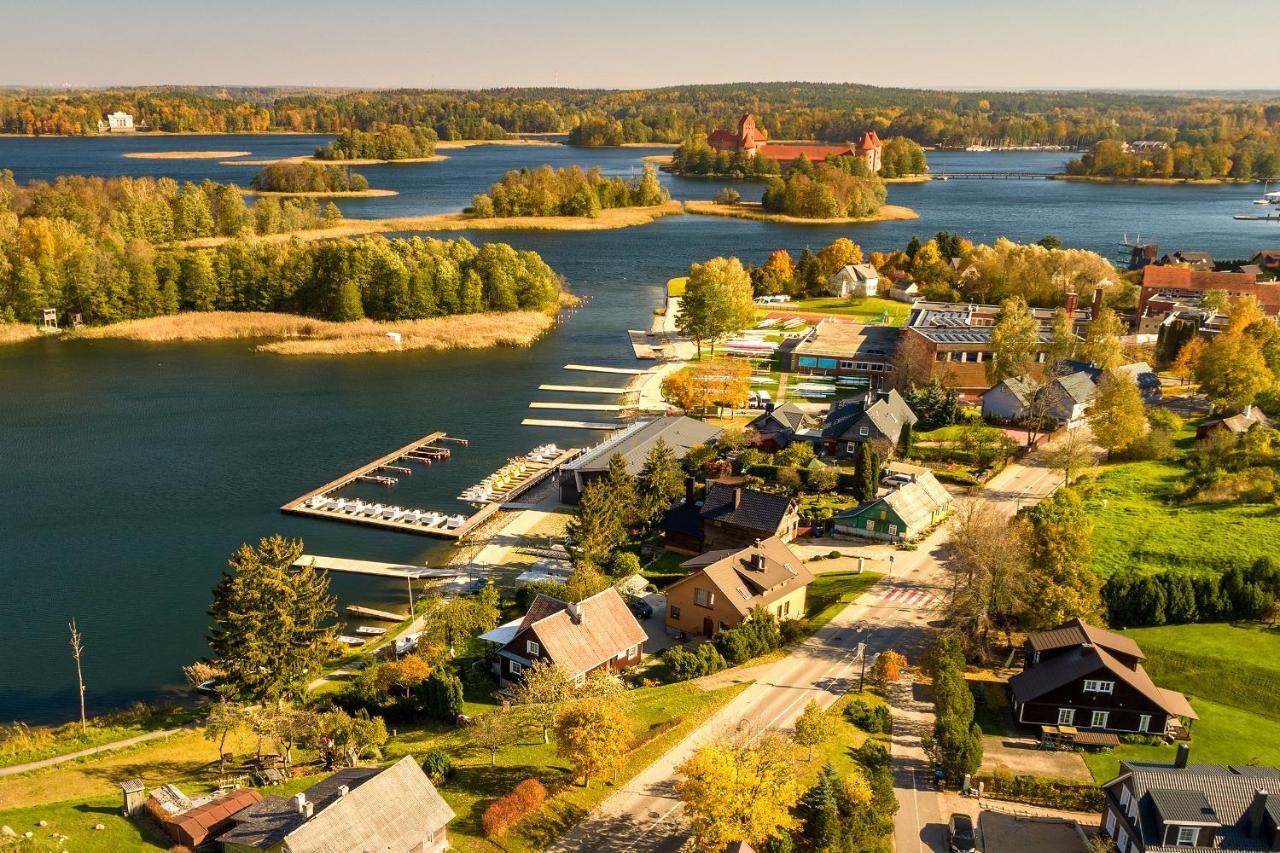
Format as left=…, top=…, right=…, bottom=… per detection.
left=538, top=384, right=633, bottom=394
left=529, top=402, right=625, bottom=412
left=564, top=364, right=649, bottom=375
left=283, top=431, right=446, bottom=511
left=292, top=555, right=464, bottom=579
left=346, top=605, right=408, bottom=622
left=522, top=418, right=619, bottom=430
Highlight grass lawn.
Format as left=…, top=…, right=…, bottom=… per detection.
left=0, top=706, right=198, bottom=770
left=644, top=550, right=690, bottom=589
left=805, top=571, right=886, bottom=631
left=1084, top=453, right=1280, bottom=576
left=760, top=296, right=910, bottom=326
left=914, top=424, right=1003, bottom=444
left=796, top=492, right=857, bottom=518
left=666, top=276, right=687, bottom=298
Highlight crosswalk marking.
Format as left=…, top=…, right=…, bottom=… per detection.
left=879, top=586, right=941, bottom=610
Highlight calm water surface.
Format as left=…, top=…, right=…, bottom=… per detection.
left=1, top=135, right=1277, bottom=722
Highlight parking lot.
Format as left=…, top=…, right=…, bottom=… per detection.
left=977, top=811, right=1090, bottom=853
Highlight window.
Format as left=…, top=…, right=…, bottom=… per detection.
left=670, top=605, right=681, bottom=620
left=694, top=588, right=714, bottom=608
left=798, top=356, right=818, bottom=368
left=1058, top=708, right=1075, bottom=725
left=839, top=360, right=854, bottom=369
left=817, top=358, right=837, bottom=369
left=847, top=442, right=857, bottom=454
left=1176, top=826, right=1197, bottom=846
left=629, top=644, right=639, bottom=657
left=1083, top=680, right=1115, bottom=694
left=865, top=519, right=875, bottom=531
left=1116, top=827, right=1128, bottom=851
left=526, top=640, right=540, bottom=657
left=888, top=524, right=899, bottom=536
left=1105, top=811, right=1116, bottom=836
left=859, top=426, right=870, bottom=437
left=1120, top=787, right=1131, bottom=810
left=1091, top=710, right=1109, bottom=729
left=782, top=599, right=790, bottom=617
left=573, top=673, right=585, bottom=687
left=1138, top=714, right=1151, bottom=733
left=510, top=661, right=523, bottom=676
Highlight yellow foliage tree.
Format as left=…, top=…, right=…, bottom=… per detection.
left=1170, top=336, right=1206, bottom=385
left=872, top=649, right=907, bottom=684
left=554, top=695, right=631, bottom=786
left=792, top=699, right=835, bottom=761
left=1087, top=372, right=1148, bottom=454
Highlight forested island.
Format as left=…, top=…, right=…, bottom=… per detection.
left=4, top=83, right=1279, bottom=150
left=250, top=162, right=370, bottom=193
left=470, top=164, right=670, bottom=218
left=1065, top=137, right=1280, bottom=181
left=760, top=156, right=887, bottom=218
left=313, top=124, right=439, bottom=162
left=0, top=170, right=564, bottom=339
left=669, top=133, right=927, bottom=179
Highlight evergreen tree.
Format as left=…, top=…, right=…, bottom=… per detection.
left=853, top=442, right=880, bottom=502
left=637, top=437, right=685, bottom=526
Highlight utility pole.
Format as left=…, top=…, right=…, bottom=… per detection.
left=68, top=618, right=87, bottom=736
left=857, top=643, right=868, bottom=693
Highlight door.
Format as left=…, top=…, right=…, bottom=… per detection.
left=1058, top=707, right=1075, bottom=725
left=702, top=617, right=714, bottom=637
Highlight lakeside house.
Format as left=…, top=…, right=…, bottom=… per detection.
left=829, top=263, right=880, bottom=298
left=888, top=280, right=920, bottom=303
left=746, top=402, right=818, bottom=451
left=558, top=416, right=722, bottom=504
left=1100, top=746, right=1280, bottom=852
left=661, top=481, right=800, bottom=553
left=1139, top=265, right=1280, bottom=317
left=831, top=470, right=951, bottom=542
left=706, top=113, right=883, bottom=172
left=1009, top=619, right=1197, bottom=739
left=99, top=111, right=135, bottom=132
left=819, top=388, right=918, bottom=457
left=663, top=537, right=813, bottom=638
left=215, top=755, right=455, bottom=853
left=486, top=587, right=646, bottom=685
left=1156, top=250, right=1215, bottom=271
left=790, top=321, right=898, bottom=390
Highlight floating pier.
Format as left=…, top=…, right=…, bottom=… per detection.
left=628, top=330, right=660, bottom=359
left=538, top=384, right=633, bottom=394
left=521, top=418, right=619, bottom=430
left=345, top=605, right=408, bottom=622
left=564, top=363, right=649, bottom=375
left=292, top=554, right=464, bottom=579
left=528, top=402, right=625, bottom=412
left=456, top=445, right=582, bottom=504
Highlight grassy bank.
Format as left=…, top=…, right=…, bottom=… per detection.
left=61, top=309, right=559, bottom=355
left=0, top=707, right=196, bottom=770
left=241, top=187, right=399, bottom=198
left=684, top=199, right=919, bottom=225
left=0, top=324, right=40, bottom=345
left=757, top=295, right=911, bottom=325
left=805, top=571, right=886, bottom=631
left=121, top=150, right=250, bottom=160
left=1056, top=175, right=1266, bottom=186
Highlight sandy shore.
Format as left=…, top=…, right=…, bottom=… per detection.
left=173, top=200, right=684, bottom=248
left=240, top=188, right=399, bottom=198
left=683, top=199, right=919, bottom=224
left=123, top=150, right=251, bottom=160
left=434, top=138, right=561, bottom=149
left=62, top=310, right=558, bottom=355
left=221, top=154, right=448, bottom=167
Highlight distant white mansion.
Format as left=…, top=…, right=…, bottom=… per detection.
left=99, top=112, right=135, bottom=133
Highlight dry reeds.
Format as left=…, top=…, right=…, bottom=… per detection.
left=683, top=199, right=919, bottom=224
left=0, top=324, right=40, bottom=346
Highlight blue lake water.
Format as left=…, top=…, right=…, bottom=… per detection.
left=1, top=135, right=1277, bottom=722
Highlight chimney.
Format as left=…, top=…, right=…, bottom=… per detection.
left=1249, top=789, right=1269, bottom=838
left=294, top=793, right=307, bottom=815
left=569, top=602, right=583, bottom=624
left=337, top=784, right=349, bottom=798
left=751, top=553, right=766, bottom=571
left=1174, top=743, right=1190, bottom=769
left=1063, top=290, right=1079, bottom=314
left=764, top=401, right=775, bottom=415
left=1091, top=286, right=1105, bottom=318
left=684, top=476, right=695, bottom=506
left=1244, top=403, right=1254, bottom=418
left=733, top=488, right=742, bottom=510
left=303, top=801, right=314, bottom=819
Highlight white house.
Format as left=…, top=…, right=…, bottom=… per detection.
left=981, top=375, right=1040, bottom=421
left=889, top=281, right=919, bottom=303
left=829, top=263, right=880, bottom=298
left=100, top=112, right=135, bottom=133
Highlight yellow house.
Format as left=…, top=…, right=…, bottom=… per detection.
left=664, top=537, right=813, bottom=638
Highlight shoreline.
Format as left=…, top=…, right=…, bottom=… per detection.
left=1056, top=174, right=1272, bottom=186
left=122, top=150, right=252, bottom=160
left=47, top=308, right=562, bottom=355
left=683, top=199, right=919, bottom=225
left=221, top=154, right=449, bottom=166
left=173, top=200, right=684, bottom=248
left=240, top=187, right=399, bottom=198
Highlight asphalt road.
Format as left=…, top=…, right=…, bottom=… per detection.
left=550, top=449, right=1067, bottom=853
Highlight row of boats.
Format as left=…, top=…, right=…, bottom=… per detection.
left=458, top=444, right=561, bottom=504
left=304, top=495, right=466, bottom=529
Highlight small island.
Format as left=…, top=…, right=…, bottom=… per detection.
left=313, top=123, right=442, bottom=164
left=247, top=162, right=397, bottom=197
left=469, top=163, right=671, bottom=218
left=1064, top=138, right=1280, bottom=183
left=684, top=198, right=918, bottom=224
left=122, top=150, right=252, bottom=160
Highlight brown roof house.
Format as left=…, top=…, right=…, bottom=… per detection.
left=1100, top=747, right=1280, bottom=853
left=558, top=416, right=722, bottom=504
left=216, top=755, right=455, bottom=853
left=1196, top=404, right=1269, bottom=440
left=661, top=482, right=801, bottom=554
left=1009, top=619, right=1197, bottom=739
left=746, top=402, right=819, bottom=451
left=664, top=537, right=813, bottom=638
left=491, top=587, right=647, bottom=685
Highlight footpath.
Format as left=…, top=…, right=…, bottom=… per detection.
left=0, top=723, right=198, bottom=778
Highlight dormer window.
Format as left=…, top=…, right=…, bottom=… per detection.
left=1083, top=679, right=1114, bottom=694
left=1176, top=825, right=1197, bottom=846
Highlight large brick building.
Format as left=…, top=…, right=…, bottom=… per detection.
left=1139, top=265, right=1280, bottom=317
left=707, top=113, right=883, bottom=173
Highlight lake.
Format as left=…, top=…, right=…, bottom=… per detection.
left=1, top=135, right=1276, bottom=723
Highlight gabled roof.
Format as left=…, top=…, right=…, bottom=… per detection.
left=517, top=593, right=570, bottom=633
left=986, top=375, right=1041, bottom=406
left=1026, top=618, right=1143, bottom=659
left=167, top=788, right=263, bottom=848
left=672, top=537, right=814, bottom=616
left=1148, top=787, right=1221, bottom=826
left=1049, top=371, right=1097, bottom=405
left=700, top=483, right=794, bottom=534
left=505, top=587, right=647, bottom=679
left=1142, top=265, right=1258, bottom=290
left=836, top=471, right=950, bottom=529
left=565, top=417, right=722, bottom=476
left=836, top=263, right=879, bottom=282
left=748, top=402, right=811, bottom=434
left=822, top=389, right=918, bottom=443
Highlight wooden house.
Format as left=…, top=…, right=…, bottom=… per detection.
left=664, top=537, right=813, bottom=638
left=491, top=588, right=646, bottom=685
left=661, top=482, right=800, bottom=554
left=831, top=471, right=950, bottom=542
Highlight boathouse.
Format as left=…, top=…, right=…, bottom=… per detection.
left=558, top=416, right=721, bottom=504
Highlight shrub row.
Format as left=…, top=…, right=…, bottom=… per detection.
left=1102, top=558, right=1280, bottom=628
left=844, top=698, right=893, bottom=734
left=664, top=644, right=727, bottom=681
left=976, top=769, right=1105, bottom=812
left=482, top=778, right=548, bottom=838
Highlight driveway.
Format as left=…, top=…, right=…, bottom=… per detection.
left=638, top=593, right=677, bottom=654
left=978, top=810, right=1091, bottom=853
left=982, top=736, right=1091, bottom=781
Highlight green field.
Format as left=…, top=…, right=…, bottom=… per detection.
left=1084, top=453, right=1279, bottom=576
left=757, top=296, right=910, bottom=326
left=1081, top=623, right=1280, bottom=780
left=805, top=571, right=886, bottom=631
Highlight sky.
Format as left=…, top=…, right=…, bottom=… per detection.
left=1, top=0, right=1278, bottom=92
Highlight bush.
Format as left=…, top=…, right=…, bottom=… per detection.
left=714, top=187, right=741, bottom=205
left=713, top=609, right=784, bottom=664
left=1115, top=428, right=1175, bottom=461
left=844, top=698, right=893, bottom=734
left=747, top=463, right=780, bottom=481
left=416, top=669, right=464, bottom=723
left=975, top=771, right=1105, bottom=812
left=779, top=617, right=812, bottom=645
left=482, top=778, right=548, bottom=838
left=421, top=748, right=453, bottom=783
left=1120, top=734, right=1165, bottom=746
left=665, top=643, right=727, bottom=681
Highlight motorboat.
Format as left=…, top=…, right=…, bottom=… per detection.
left=354, top=626, right=387, bottom=636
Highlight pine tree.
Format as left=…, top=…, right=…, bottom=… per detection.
left=637, top=438, right=685, bottom=526
left=853, top=442, right=880, bottom=502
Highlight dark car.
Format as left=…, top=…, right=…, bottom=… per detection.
left=627, top=596, right=654, bottom=619
left=948, top=813, right=978, bottom=853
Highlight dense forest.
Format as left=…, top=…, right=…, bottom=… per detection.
left=471, top=164, right=669, bottom=218
left=760, top=157, right=886, bottom=219
left=313, top=124, right=438, bottom=160
left=1066, top=137, right=1280, bottom=180
left=0, top=171, right=563, bottom=325
left=250, top=163, right=369, bottom=193
left=3, top=84, right=1279, bottom=149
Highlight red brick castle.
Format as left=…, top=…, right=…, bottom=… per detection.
left=707, top=113, right=882, bottom=173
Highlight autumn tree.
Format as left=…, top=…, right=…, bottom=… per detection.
left=1083, top=307, right=1126, bottom=370
left=509, top=659, right=575, bottom=744
left=1087, top=372, right=1148, bottom=455
left=204, top=700, right=251, bottom=770
left=469, top=710, right=519, bottom=766
left=757, top=249, right=796, bottom=296
left=871, top=650, right=907, bottom=685
left=816, top=237, right=863, bottom=277
left=661, top=368, right=706, bottom=414
left=793, top=699, right=835, bottom=761
left=942, top=500, right=1032, bottom=653
left=1195, top=331, right=1274, bottom=411
left=1170, top=336, right=1206, bottom=385
left=1043, top=427, right=1095, bottom=484
left=678, top=257, right=756, bottom=356
left=1045, top=307, right=1077, bottom=369
left=988, top=296, right=1039, bottom=383
left=554, top=695, right=631, bottom=786
left=676, top=732, right=804, bottom=852
left=1020, top=488, right=1103, bottom=628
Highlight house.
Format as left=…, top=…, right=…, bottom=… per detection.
left=831, top=471, right=951, bottom=541
left=1040, top=371, right=1097, bottom=426
left=1196, top=405, right=1269, bottom=440
left=1009, top=619, right=1197, bottom=739
left=159, top=788, right=263, bottom=849
left=820, top=388, right=918, bottom=456
left=1139, top=265, right=1280, bottom=317
left=216, top=756, right=455, bottom=853
left=558, top=416, right=722, bottom=504
left=664, top=537, right=813, bottom=638
left=889, top=280, right=920, bottom=303
left=1157, top=250, right=1215, bottom=271
left=490, top=588, right=646, bottom=685
left=1252, top=250, right=1280, bottom=277
left=705, top=113, right=882, bottom=172
left=1100, top=747, right=1280, bottom=853
left=982, top=375, right=1042, bottom=421
left=99, top=111, right=135, bottom=132
left=790, top=321, right=899, bottom=390
left=829, top=263, right=880, bottom=298
left=661, top=482, right=800, bottom=553
left=746, top=402, right=817, bottom=451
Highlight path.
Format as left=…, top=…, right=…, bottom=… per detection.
left=0, top=723, right=199, bottom=778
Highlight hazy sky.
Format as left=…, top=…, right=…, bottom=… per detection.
left=2, top=0, right=1277, bottom=91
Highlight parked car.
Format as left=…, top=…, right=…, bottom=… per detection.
left=948, top=813, right=978, bottom=853
left=881, top=473, right=913, bottom=488
left=627, top=596, right=654, bottom=619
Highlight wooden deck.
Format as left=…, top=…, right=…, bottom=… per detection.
left=563, top=363, right=649, bottom=375
left=292, top=555, right=465, bottom=579
left=528, top=402, right=626, bottom=412
left=283, top=431, right=446, bottom=511
left=521, top=418, right=619, bottom=430
left=537, top=384, right=633, bottom=394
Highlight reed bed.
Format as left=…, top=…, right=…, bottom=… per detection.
left=0, top=324, right=40, bottom=345
left=683, top=199, right=918, bottom=224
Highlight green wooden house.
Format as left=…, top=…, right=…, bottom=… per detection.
left=833, top=471, right=951, bottom=542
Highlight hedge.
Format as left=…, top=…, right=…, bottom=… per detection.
left=482, top=778, right=548, bottom=838
left=975, top=769, right=1105, bottom=811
